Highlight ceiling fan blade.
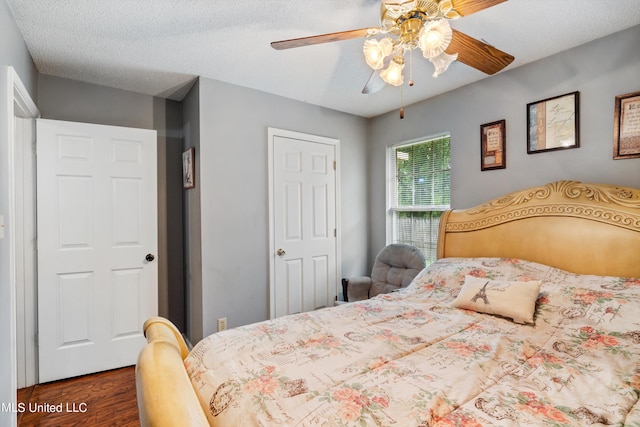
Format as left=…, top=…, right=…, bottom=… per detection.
left=451, top=0, right=508, bottom=16
left=362, top=70, right=386, bottom=94
left=271, top=28, right=379, bottom=50
left=446, top=29, right=514, bottom=75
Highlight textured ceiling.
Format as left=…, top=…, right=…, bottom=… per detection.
left=7, top=0, right=640, bottom=118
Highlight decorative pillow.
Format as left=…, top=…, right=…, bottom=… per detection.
left=452, top=275, right=542, bottom=324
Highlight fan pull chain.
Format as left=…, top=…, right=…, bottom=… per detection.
left=409, top=49, right=414, bottom=87
left=401, top=49, right=413, bottom=118
left=399, top=84, right=405, bottom=119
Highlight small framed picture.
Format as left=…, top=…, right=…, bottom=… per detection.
left=480, top=119, right=506, bottom=171
left=613, top=90, right=640, bottom=160
left=182, top=147, right=195, bottom=189
left=527, top=91, right=579, bottom=154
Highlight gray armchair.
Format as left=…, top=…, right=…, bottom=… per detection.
left=343, top=244, right=426, bottom=302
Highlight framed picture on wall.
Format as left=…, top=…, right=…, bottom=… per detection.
left=613, top=90, right=640, bottom=160
left=182, top=147, right=195, bottom=189
left=527, top=91, right=579, bottom=154
left=480, top=119, right=506, bottom=171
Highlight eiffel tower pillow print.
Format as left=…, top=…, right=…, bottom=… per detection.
left=452, top=275, right=542, bottom=324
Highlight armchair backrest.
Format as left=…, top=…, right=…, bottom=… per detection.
left=370, top=244, right=426, bottom=297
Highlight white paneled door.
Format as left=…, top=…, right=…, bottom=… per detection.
left=36, top=119, right=158, bottom=383
left=269, top=129, right=339, bottom=318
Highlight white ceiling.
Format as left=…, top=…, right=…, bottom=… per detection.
left=6, top=0, right=640, bottom=118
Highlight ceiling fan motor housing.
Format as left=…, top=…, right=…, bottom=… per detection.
left=381, top=0, right=460, bottom=48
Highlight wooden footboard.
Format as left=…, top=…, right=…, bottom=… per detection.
left=135, top=317, right=209, bottom=426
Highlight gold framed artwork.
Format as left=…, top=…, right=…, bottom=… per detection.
left=527, top=91, right=579, bottom=154
left=613, top=90, right=640, bottom=160
left=182, top=147, right=195, bottom=189
left=480, top=119, right=506, bottom=171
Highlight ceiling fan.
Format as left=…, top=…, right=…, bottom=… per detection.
left=271, top=0, right=515, bottom=102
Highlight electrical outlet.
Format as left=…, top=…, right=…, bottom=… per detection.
left=217, top=317, right=227, bottom=332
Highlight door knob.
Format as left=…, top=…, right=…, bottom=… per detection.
left=145, top=253, right=155, bottom=262
left=277, top=248, right=286, bottom=256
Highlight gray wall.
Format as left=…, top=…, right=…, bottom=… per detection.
left=368, top=25, right=640, bottom=262
left=191, top=77, right=369, bottom=338
left=182, top=80, right=203, bottom=342
left=0, top=0, right=38, bottom=423
left=37, top=74, right=187, bottom=330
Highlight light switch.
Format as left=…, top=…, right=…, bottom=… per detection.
left=0, top=215, right=4, bottom=239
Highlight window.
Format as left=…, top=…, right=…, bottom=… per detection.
left=387, top=134, right=451, bottom=265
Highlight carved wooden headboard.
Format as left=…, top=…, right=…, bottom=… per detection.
left=437, top=180, right=640, bottom=278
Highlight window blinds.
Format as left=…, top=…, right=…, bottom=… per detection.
left=388, top=135, right=451, bottom=263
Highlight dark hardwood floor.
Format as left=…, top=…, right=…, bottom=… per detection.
left=17, top=366, right=140, bottom=427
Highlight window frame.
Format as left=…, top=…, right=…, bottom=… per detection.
left=386, top=133, right=451, bottom=264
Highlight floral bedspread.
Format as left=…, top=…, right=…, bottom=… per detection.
left=185, top=258, right=640, bottom=426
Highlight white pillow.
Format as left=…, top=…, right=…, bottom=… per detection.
left=452, top=275, right=542, bottom=324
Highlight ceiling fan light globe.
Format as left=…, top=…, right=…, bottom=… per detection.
left=380, top=56, right=405, bottom=86
left=443, top=9, right=461, bottom=19
left=382, top=0, right=418, bottom=15
left=430, top=51, right=458, bottom=77
left=363, top=37, right=394, bottom=70
left=418, top=18, right=452, bottom=58
left=438, top=0, right=461, bottom=20
left=424, top=30, right=443, bottom=47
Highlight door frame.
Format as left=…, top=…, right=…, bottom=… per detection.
left=267, top=127, right=341, bottom=319
left=13, top=117, right=37, bottom=388
left=7, top=66, right=40, bottom=421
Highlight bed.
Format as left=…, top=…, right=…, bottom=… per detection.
left=136, top=180, right=640, bottom=426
